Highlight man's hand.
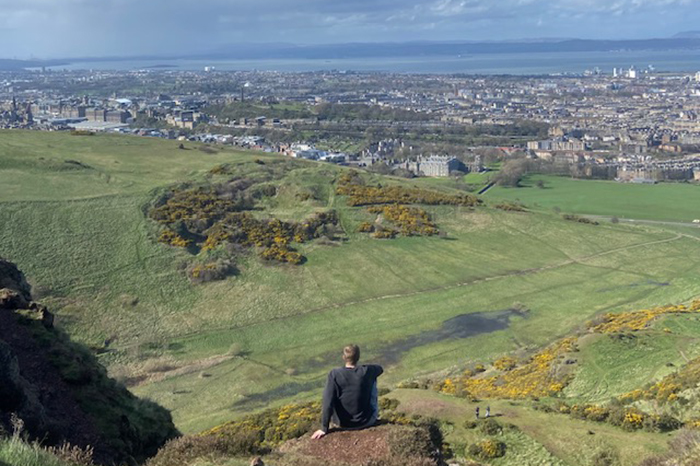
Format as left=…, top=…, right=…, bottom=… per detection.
left=311, top=429, right=327, bottom=439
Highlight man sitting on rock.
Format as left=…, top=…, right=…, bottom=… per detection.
left=312, top=344, right=383, bottom=439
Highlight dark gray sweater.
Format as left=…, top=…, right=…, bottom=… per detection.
left=321, top=364, right=383, bottom=432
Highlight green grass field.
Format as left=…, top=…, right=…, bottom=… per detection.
left=2, top=130, right=700, bottom=463
left=486, top=174, right=700, bottom=223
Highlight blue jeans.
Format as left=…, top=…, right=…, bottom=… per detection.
left=369, top=381, right=379, bottom=423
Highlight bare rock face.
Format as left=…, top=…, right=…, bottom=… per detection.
left=0, top=257, right=179, bottom=464
left=0, top=258, right=31, bottom=301
left=0, top=340, right=49, bottom=437
left=0, top=288, right=29, bottom=310
left=0, top=259, right=54, bottom=327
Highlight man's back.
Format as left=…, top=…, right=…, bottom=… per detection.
left=321, top=364, right=383, bottom=431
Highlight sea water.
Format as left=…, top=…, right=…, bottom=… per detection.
left=46, top=49, right=700, bottom=74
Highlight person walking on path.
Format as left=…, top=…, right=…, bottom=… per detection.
left=312, top=344, right=383, bottom=439
left=485, top=406, right=490, bottom=418
left=475, top=406, right=480, bottom=420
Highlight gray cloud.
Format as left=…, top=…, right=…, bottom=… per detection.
left=1, top=0, right=699, bottom=58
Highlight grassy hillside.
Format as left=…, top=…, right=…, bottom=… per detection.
left=3, top=129, right=700, bottom=462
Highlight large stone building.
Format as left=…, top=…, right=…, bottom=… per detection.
left=408, top=155, right=467, bottom=177
left=527, top=138, right=586, bottom=152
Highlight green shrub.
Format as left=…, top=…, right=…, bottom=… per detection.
left=379, top=398, right=401, bottom=411
left=463, top=420, right=478, bottom=429
left=478, top=419, right=502, bottom=436
left=386, top=425, right=435, bottom=460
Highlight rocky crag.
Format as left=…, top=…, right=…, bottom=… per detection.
left=0, top=257, right=179, bottom=465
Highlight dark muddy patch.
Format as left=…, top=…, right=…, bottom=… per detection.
left=247, top=309, right=527, bottom=407
left=300, top=308, right=528, bottom=373
left=376, top=308, right=527, bottom=365
left=597, top=280, right=670, bottom=293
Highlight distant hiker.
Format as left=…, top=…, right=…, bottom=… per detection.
left=475, top=406, right=480, bottom=419
left=312, top=344, right=383, bottom=439
left=485, top=406, right=491, bottom=418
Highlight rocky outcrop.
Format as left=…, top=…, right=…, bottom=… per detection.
left=278, top=424, right=440, bottom=466
left=0, top=257, right=179, bottom=464
left=0, top=258, right=31, bottom=300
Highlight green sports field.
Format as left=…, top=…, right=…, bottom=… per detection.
left=2, top=130, right=700, bottom=448
left=486, top=174, right=700, bottom=222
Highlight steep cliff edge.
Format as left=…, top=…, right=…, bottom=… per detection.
left=0, top=257, right=179, bottom=465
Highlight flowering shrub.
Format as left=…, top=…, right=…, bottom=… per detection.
left=150, top=187, right=250, bottom=227
left=336, top=171, right=481, bottom=207
left=203, top=402, right=320, bottom=451
left=358, top=221, right=375, bottom=233
left=618, top=357, right=700, bottom=405
left=557, top=403, right=681, bottom=433
left=686, top=419, right=700, bottom=429
left=468, top=439, right=506, bottom=459
left=436, top=338, right=577, bottom=399
left=158, top=230, right=191, bottom=247
left=150, top=175, right=340, bottom=267
left=372, top=227, right=398, bottom=239
left=187, top=261, right=235, bottom=283
left=622, top=410, right=644, bottom=430
left=366, top=205, right=439, bottom=237
left=589, top=300, right=700, bottom=334
left=493, top=356, right=517, bottom=371
left=338, top=171, right=475, bottom=241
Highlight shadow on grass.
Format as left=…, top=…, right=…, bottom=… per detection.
left=231, top=380, right=323, bottom=411
left=375, top=308, right=527, bottom=365
left=234, top=309, right=528, bottom=409
left=301, top=308, right=528, bottom=372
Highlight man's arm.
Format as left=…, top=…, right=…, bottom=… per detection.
left=312, top=371, right=335, bottom=439
left=368, top=364, right=384, bottom=378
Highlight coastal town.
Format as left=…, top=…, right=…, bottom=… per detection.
left=2, top=67, right=700, bottom=182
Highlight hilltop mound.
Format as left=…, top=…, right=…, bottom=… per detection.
left=0, top=257, right=179, bottom=465
left=279, top=424, right=440, bottom=466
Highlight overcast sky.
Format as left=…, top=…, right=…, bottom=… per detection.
left=2, top=0, right=699, bottom=58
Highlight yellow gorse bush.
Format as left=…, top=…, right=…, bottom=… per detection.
left=158, top=230, right=191, bottom=247
left=618, top=357, right=700, bottom=404
left=437, top=337, right=577, bottom=399
left=367, top=204, right=439, bottom=237
left=435, top=299, right=700, bottom=402
left=336, top=171, right=482, bottom=207
left=623, top=411, right=644, bottom=429
left=590, top=300, right=700, bottom=334
left=151, top=183, right=338, bottom=265
left=202, top=402, right=321, bottom=449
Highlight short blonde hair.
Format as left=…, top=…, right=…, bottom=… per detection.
left=343, top=344, right=360, bottom=365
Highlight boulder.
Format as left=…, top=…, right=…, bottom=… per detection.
left=0, top=288, right=28, bottom=310
left=0, top=258, right=32, bottom=300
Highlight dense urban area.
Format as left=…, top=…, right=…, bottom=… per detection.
left=3, top=66, right=700, bottom=183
